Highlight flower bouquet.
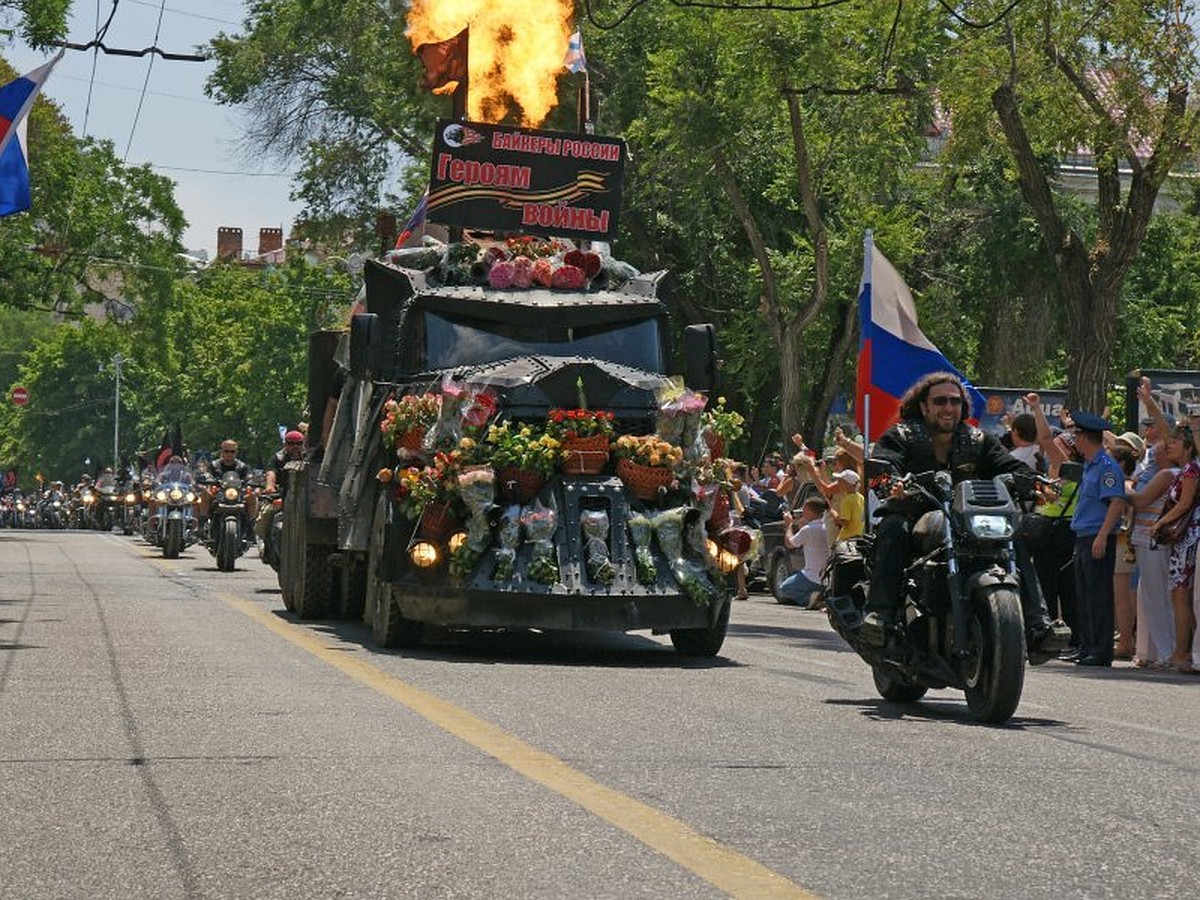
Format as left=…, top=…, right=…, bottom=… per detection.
left=493, top=504, right=522, bottom=582
left=521, top=499, right=559, bottom=584
left=702, top=395, right=744, bottom=460
left=449, top=466, right=495, bottom=580
left=581, top=509, right=616, bottom=586
left=381, top=392, right=441, bottom=457
left=656, top=384, right=707, bottom=447
left=628, top=514, right=657, bottom=585
left=548, top=408, right=615, bottom=475
left=430, top=377, right=498, bottom=451
left=487, top=421, right=564, bottom=501
left=613, top=434, right=682, bottom=502
left=652, top=506, right=716, bottom=607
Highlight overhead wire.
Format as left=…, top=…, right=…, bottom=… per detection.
left=123, top=0, right=169, bottom=161
left=82, top=1, right=121, bottom=138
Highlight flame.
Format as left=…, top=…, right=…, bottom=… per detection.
left=407, top=0, right=574, bottom=126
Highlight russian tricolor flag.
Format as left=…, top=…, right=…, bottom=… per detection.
left=0, top=52, right=62, bottom=218
left=855, top=232, right=985, bottom=440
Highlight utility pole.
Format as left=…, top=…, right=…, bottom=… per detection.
left=112, top=353, right=124, bottom=470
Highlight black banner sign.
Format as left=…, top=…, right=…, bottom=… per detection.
left=427, top=119, right=625, bottom=241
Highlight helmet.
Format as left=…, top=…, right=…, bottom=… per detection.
left=284, top=430, right=305, bottom=444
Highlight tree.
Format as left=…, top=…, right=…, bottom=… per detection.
left=608, top=5, right=938, bottom=445
left=0, top=1, right=69, bottom=48
left=0, top=57, right=187, bottom=317
left=939, top=1, right=1200, bottom=409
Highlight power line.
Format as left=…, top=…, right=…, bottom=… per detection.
left=124, top=0, right=241, bottom=27
left=124, top=0, right=169, bottom=161
left=143, top=164, right=295, bottom=177
left=82, top=1, right=120, bottom=138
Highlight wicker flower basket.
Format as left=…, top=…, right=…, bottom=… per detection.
left=617, top=458, right=674, bottom=502
left=562, top=434, right=610, bottom=475
left=417, top=499, right=456, bottom=540
left=497, top=467, right=546, bottom=503
left=396, top=427, right=426, bottom=454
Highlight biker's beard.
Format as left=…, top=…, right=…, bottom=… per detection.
left=925, top=415, right=960, bottom=436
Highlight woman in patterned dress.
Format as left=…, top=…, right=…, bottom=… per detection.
left=1148, top=425, right=1200, bottom=672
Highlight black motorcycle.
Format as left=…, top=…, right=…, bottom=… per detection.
left=823, top=463, right=1030, bottom=724
left=207, top=471, right=251, bottom=571
left=39, top=490, right=67, bottom=529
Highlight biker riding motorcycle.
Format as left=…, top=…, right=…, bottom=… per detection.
left=255, top=430, right=305, bottom=557
left=863, top=372, right=1070, bottom=661
left=202, top=439, right=252, bottom=536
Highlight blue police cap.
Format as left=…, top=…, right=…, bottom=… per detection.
left=1071, top=410, right=1111, bottom=433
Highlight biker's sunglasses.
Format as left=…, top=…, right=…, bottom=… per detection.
left=928, top=395, right=963, bottom=407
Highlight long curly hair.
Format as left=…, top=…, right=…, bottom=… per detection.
left=897, top=371, right=972, bottom=421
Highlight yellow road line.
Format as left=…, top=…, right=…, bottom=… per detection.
left=221, top=594, right=818, bottom=900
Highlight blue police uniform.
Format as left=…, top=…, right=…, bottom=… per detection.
left=1069, top=411, right=1126, bottom=666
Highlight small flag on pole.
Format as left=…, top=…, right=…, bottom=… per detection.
left=394, top=191, right=429, bottom=248
left=564, top=30, right=588, bottom=74
left=855, top=232, right=985, bottom=440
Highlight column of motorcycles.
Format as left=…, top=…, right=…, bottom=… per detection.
left=0, top=465, right=280, bottom=574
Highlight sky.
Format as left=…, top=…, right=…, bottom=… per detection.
left=5, top=0, right=303, bottom=258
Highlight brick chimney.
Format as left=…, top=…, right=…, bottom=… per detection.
left=258, top=227, right=284, bottom=256
left=217, top=227, right=243, bottom=260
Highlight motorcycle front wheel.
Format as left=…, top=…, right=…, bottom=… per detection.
left=963, top=585, right=1026, bottom=724
left=217, top=517, right=239, bottom=571
left=872, top=665, right=928, bottom=703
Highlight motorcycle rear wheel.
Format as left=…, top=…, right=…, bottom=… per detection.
left=963, top=585, right=1026, bottom=724
left=872, top=665, right=928, bottom=703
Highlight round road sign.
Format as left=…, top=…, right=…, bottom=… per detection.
left=11, top=386, right=29, bottom=406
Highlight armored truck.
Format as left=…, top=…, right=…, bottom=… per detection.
left=277, top=244, right=734, bottom=656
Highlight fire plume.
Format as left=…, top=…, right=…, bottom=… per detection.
left=407, top=0, right=574, bottom=126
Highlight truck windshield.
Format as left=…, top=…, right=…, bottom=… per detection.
left=422, top=311, right=664, bottom=372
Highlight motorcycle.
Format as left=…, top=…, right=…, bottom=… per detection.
left=38, top=489, right=67, bottom=529
left=73, top=487, right=98, bottom=529
left=823, top=462, right=1032, bottom=725
left=257, top=491, right=284, bottom=572
left=120, top=484, right=143, bottom=536
left=207, top=471, right=251, bottom=571
left=151, top=465, right=197, bottom=559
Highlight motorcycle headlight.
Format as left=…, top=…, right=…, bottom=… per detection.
left=52, top=501, right=62, bottom=508
left=224, top=487, right=240, bottom=502
left=969, top=514, right=1014, bottom=540
left=156, top=490, right=167, bottom=502
left=125, top=493, right=137, bottom=503
left=169, top=489, right=183, bottom=501
left=185, top=492, right=196, bottom=503
left=83, top=494, right=95, bottom=505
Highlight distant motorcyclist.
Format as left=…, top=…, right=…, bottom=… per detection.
left=863, top=372, right=1068, bottom=660
left=255, top=430, right=305, bottom=550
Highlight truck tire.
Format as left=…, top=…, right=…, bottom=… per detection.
left=339, top=555, right=367, bottom=620
left=293, top=543, right=333, bottom=619
left=367, top=495, right=423, bottom=648
left=669, top=597, right=731, bottom=657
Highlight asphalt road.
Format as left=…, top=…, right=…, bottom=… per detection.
left=1, top=529, right=1196, bottom=899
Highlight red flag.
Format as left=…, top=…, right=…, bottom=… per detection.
left=417, top=28, right=468, bottom=93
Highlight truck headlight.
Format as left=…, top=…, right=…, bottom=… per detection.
left=969, top=514, right=1014, bottom=539
left=448, top=531, right=468, bottom=554
left=410, top=541, right=441, bottom=568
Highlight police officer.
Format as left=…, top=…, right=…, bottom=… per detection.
left=864, top=372, right=1069, bottom=660
left=1066, top=411, right=1127, bottom=666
